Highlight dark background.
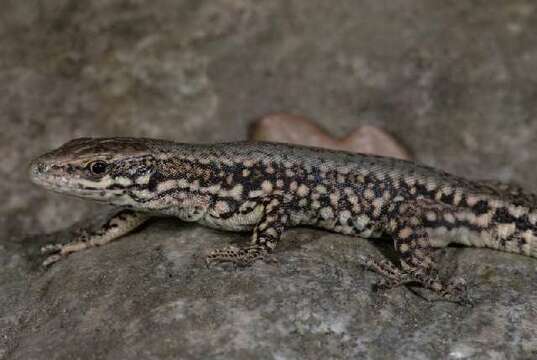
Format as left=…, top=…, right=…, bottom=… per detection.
left=1, top=1, right=537, bottom=359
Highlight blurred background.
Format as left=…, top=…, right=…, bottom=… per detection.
left=2, top=1, right=537, bottom=241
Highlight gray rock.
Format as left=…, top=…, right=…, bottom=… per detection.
left=3, top=220, right=537, bottom=359
left=2, top=0, right=537, bottom=359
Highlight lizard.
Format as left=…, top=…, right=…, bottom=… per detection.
left=28, top=137, right=537, bottom=304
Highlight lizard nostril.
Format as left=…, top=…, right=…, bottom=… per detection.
left=31, top=160, right=46, bottom=174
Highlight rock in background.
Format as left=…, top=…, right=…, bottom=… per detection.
left=1, top=1, right=537, bottom=359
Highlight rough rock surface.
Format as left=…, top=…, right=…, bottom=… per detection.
left=2, top=1, right=537, bottom=359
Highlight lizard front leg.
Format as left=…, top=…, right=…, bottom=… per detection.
left=206, top=197, right=289, bottom=267
left=41, top=209, right=151, bottom=267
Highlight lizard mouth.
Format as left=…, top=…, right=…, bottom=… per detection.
left=29, top=159, right=93, bottom=197
left=29, top=159, right=63, bottom=188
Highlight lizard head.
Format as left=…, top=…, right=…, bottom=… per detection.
left=29, top=137, right=158, bottom=205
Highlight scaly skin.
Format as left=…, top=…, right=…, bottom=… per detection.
left=29, top=137, right=537, bottom=304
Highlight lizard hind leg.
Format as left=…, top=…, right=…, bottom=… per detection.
left=206, top=197, right=288, bottom=267
left=362, top=200, right=470, bottom=304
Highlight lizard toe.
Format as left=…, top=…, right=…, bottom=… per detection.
left=42, top=254, right=63, bottom=267
left=40, top=243, right=63, bottom=255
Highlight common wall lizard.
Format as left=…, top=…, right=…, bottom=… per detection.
left=29, top=137, right=537, bottom=303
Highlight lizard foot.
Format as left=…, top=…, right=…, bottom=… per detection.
left=206, top=245, right=268, bottom=268
left=359, top=255, right=471, bottom=305
left=42, top=254, right=64, bottom=267
left=40, top=229, right=91, bottom=267
left=41, top=243, right=63, bottom=255
left=40, top=243, right=66, bottom=267
left=416, top=272, right=471, bottom=306
left=357, top=255, right=411, bottom=284
left=439, top=277, right=472, bottom=306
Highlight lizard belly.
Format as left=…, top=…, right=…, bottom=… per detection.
left=291, top=209, right=384, bottom=239
left=200, top=205, right=264, bottom=232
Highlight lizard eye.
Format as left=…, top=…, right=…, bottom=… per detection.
left=89, top=161, right=108, bottom=175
